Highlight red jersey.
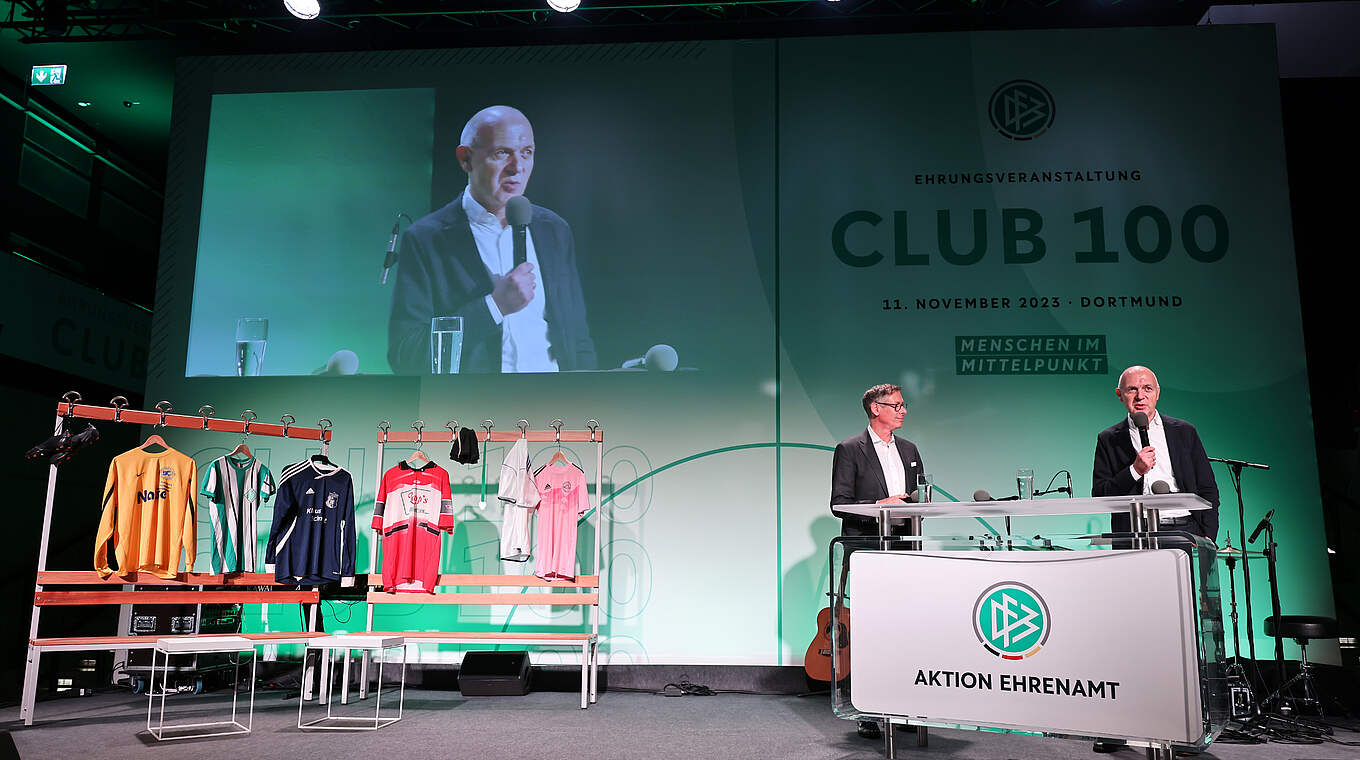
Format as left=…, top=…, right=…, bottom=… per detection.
left=373, top=460, right=454, bottom=593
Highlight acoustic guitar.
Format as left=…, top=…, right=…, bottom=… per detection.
left=803, top=606, right=850, bottom=682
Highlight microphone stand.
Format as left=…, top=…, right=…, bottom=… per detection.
left=1208, top=456, right=1269, bottom=671
left=1252, top=516, right=1286, bottom=699
left=1248, top=516, right=1329, bottom=740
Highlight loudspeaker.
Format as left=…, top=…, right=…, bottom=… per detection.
left=457, top=651, right=533, bottom=696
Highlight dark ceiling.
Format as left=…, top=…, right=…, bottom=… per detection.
left=1, top=0, right=1242, bottom=178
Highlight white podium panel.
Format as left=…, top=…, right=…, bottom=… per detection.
left=849, top=550, right=1203, bottom=744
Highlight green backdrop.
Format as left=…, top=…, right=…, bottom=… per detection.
left=141, top=26, right=1334, bottom=666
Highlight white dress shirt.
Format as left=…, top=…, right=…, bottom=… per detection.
left=463, top=190, right=559, bottom=373
left=868, top=426, right=907, bottom=497
left=1125, top=412, right=1189, bottom=519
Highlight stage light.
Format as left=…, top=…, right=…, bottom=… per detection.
left=284, top=0, right=321, bottom=19
left=547, top=0, right=581, bottom=12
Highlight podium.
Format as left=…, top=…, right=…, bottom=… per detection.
left=827, top=495, right=1228, bottom=759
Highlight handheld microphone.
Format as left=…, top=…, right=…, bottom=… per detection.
left=621, top=344, right=679, bottom=372
left=1248, top=508, right=1276, bottom=544
left=1150, top=480, right=1171, bottom=494
left=1131, top=411, right=1150, bottom=449
left=379, top=219, right=401, bottom=285
left=506, top=196, right=531, bottom=268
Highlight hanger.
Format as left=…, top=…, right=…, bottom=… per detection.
left=228, top=410, right=255, bottom=461
left=406, top=420, right=430, bottom=467
left=545, top=419, right=571, bottom=467
left=311, top=418, right=335, bottom=466
left=138, top=401, right=174, bottom=452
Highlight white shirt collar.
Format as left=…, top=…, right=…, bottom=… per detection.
left=867, top=425, right=894, bottom=446
left=461, top=187, right=502, bottom=229
left=1126, top=410, right=1162, bottom=430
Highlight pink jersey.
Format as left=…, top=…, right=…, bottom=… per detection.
left=532, top=464, right=589, bottom=581
left=374, top=460, right=454, bottom=593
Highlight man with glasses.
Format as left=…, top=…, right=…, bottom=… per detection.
left=831, top=384, right=926, bottom=536
left=829, top=383, right=926, bottom=740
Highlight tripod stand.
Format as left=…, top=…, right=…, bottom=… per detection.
left=1207, top=457, right=1269, bottom=671
left=1242, top=512, right=1333, bottom=741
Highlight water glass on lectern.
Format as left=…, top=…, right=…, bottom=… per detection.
left=430, top=316, right=463, bottom=374
left=235, top=317, right=268, bottom=377
left=916, top=473, right=933, bottom=504
left=1016, top=468, right=1035, bottom=500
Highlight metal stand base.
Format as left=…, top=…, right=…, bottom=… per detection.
left=147, top=643, right=255, bottom=741
left=299, top=637, right=406, bottom=731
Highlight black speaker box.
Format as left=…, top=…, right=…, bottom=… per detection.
left=457, top=651, right=533, bottom=696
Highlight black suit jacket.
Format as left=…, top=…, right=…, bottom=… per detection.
left=1092, top=414, right=1219, bottom=541
left=830, top=429, right=926, bottom=536
left=386, top=192, right=596, bottom=374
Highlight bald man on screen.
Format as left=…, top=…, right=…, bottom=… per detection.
left=387, top=106, right=595, bottom=374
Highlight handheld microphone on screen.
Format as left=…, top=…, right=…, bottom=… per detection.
left=506, top=196, right=532, bottom=269
left=379, top=213, right=412, bottom=285
left=621, top=344, right=679, bottom=372
left=312, top=349, right=359, bottom=376
left=972, top=489, right=1021, bottom=502
left=1131, top=411, right=1151, bottom=448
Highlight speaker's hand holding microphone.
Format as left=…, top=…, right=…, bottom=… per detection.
left=492, top=263, right=536, bottom=315
left=1130, top=411, right=1156, bottom=476
left=492, top=195, right=537, bottom=316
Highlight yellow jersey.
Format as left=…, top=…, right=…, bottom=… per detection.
left=93, top=446, right=198, bottom=579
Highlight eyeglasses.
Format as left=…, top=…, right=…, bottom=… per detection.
left=873, top=400, right=907, bottom=412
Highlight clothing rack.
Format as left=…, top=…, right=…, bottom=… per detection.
left=22, top=392, right=337, bottom=724
left=370, top=417, right=605, bottom=587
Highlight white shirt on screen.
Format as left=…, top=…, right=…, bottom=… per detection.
left=1125, top=412, right=1189, bottom=519
left=869, top=426, right=908, bottom=497
left=463, top=190, right=559, bottom=373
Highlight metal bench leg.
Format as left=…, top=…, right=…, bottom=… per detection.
left=580, top=643, right=588, bottom=709
left=589, top=640, right=598, bottom=703
left=360, top=650, right=369, bottom=700
left=21, top=645, right=40, bottom=726
left=341, top=648, right=352, bottom=705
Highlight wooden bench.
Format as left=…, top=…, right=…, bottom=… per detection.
left=363, top=574, right=601, bottom=708
left=23, top=571, right=326, bottom=725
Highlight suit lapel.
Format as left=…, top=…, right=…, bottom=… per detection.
left=444, top=192, right=493, bottom=294
left=859, top=431, right=889, bottom=497
left=1114, top=418, right=1138, bottom=463
left=1162, top=416, right=1185, bottom=480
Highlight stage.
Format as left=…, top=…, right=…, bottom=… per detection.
left=7, top=687, right=1359, bottom=760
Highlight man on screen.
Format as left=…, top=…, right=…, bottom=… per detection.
left=387, top=105, right=596, bottom=374
left=1092, top=365, right=1219, bottom=542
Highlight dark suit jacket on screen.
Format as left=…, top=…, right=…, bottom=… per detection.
left=830, top=429, right=926, bottom=537
left=387, top=191, right=596, bottom=374
left=1092, top=414, right=1220, bottom=541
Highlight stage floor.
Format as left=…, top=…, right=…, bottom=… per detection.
left=7, top=689, right=1359, bottom=760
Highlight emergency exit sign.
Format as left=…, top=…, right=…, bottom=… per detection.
left=30, top=65, right=67, bottom=86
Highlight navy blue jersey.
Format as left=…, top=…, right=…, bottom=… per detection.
left=265, top=459, right=356, bottom=586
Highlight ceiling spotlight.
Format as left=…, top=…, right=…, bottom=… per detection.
left=76, top=101, right=92, bottom=107
left=547, top=0, right=581, bottom=11
left=284, top=0, right=321, bottom=19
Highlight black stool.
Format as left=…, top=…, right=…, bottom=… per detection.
left=1263, top=615, right=1338, bottom=717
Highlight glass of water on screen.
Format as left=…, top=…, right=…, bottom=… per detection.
left=430, top=316, right=463, bottom=375
left=235, top=317, right=268, bottom=377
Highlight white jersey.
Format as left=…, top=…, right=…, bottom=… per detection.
left=498, top=438, right=539, bottom=562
